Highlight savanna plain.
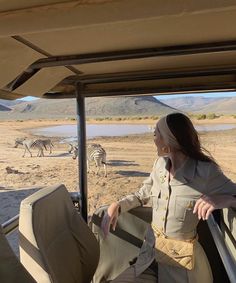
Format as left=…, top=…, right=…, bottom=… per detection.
left=1, top=117, right=236, bottom=239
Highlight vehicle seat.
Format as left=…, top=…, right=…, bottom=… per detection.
left=19, top=184, right=99, bottom=283
left=0, top=225, right=36, bottom=283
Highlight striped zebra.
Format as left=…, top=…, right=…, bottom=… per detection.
left=70, top=143, right=107, bottom=177
left=41, top=139, right=54, bottom=154
left=148, top=125, right=155, bottom=132
left=14, top=138, right=45, bottom=157
left=68, top=143, right=77, bottom=154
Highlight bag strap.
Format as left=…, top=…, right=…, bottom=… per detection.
left=151, top=223, right=167, bottom=238
left=92, top=213, right=144, bottom=249
left=152, top=223, right=198, bottom=243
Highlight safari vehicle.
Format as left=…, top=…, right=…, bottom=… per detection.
left=0, top=1, right=236, bottom=282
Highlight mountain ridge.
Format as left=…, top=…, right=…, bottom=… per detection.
left=1, top=95, right=235, bottom=119
left=0, top=96, right=176, bottom=119
left=158, top=96, right=236, bottom=114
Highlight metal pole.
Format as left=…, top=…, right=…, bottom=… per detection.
left=76, top=83, right=88, bottom=222
left=30, top=40, right=236, bottom=69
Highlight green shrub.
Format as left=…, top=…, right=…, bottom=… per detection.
left=206, top=113, right=217, bottom=119
left=196, top=114, right=206, bottom=120
left=188, top=113, right=195, bottom=119
left=150, top=115, right=159, bottom=120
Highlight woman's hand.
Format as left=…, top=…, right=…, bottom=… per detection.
left=193, top=195, right=236, bottom=220
left=101, top=202, right=120, bottom=238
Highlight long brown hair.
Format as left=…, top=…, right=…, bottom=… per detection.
left=166, top=112, right=216, bottom=163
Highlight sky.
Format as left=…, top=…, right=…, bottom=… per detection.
left=19, top=91, right=236, bottom=101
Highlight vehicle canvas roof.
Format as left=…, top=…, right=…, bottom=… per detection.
left=1, top=0, right=236, bottom=99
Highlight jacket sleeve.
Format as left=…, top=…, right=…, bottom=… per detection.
left=205, top=162, right=236, bottom=195
left=118, top=159, right=158, bottom=213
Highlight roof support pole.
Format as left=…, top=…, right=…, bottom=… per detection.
left=76, top=83, right=88, bottom=222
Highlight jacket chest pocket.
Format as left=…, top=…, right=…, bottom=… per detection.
left=174, top=196, right=198, bottom=222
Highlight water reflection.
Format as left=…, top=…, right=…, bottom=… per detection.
left=33, top=123, right=236, bottom=141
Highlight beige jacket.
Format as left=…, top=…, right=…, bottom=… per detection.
left=118, top=157, right=236, bottom=283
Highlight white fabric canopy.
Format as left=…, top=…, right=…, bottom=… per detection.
left=0, top=0, right=236, bottom=99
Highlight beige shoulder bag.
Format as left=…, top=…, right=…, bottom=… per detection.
left=152, top=224, right=196, bottom=270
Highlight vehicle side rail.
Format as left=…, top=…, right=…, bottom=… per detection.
left=220, top=220, right=236, bottom=250
left=207, top=214, right=236, bottom=283
left=1, top=192, right=81, bottom=236
left=1, top=214, right=19, bottom=235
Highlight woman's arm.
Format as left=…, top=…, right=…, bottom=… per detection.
left=101, top=158, right=159, bottom=237
left=204, top=162, right=236, bottom=195
left=101, top=202, right=120, bottom=237
left=194, top=161, right=236, bottom=220
left=101, top=176, right=154, bottom=237
left=193, top=194, right=236, bottom=220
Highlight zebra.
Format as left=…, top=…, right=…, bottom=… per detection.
left=14, top=138, right=45, bottom=157
left=41, top=139, right=54, bottom=154
left=70, top=143, right=107, bottom=177
left=148, top=125, right=155, bottom=132
left=68, top=142, right=77, bottom=154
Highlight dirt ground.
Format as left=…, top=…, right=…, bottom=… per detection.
left=0, top=117, right=236, bottom=225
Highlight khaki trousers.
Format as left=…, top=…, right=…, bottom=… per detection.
left=112, top=266, right=157, bottom=283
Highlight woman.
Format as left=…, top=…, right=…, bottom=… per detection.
left=101, top=112, right=236, bottom=283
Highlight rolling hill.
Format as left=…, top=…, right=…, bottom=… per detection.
left=1, top=95, right=236, bottom=119
left=0, top=96, right=176, bottom=120
left=0, top=104, right=11, bottom=111
left=0, top=99, right=23, bottom=108
left=158, top=96, right=236, bottom=114
left=193, top=97, right=236, bottom=114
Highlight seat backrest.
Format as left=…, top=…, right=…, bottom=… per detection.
left=0, top=225, right=36, bottom=283
left=19, top=184, right=99, bottom=283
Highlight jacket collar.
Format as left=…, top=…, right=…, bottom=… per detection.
left=164, top=157, right=196, bottom=186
